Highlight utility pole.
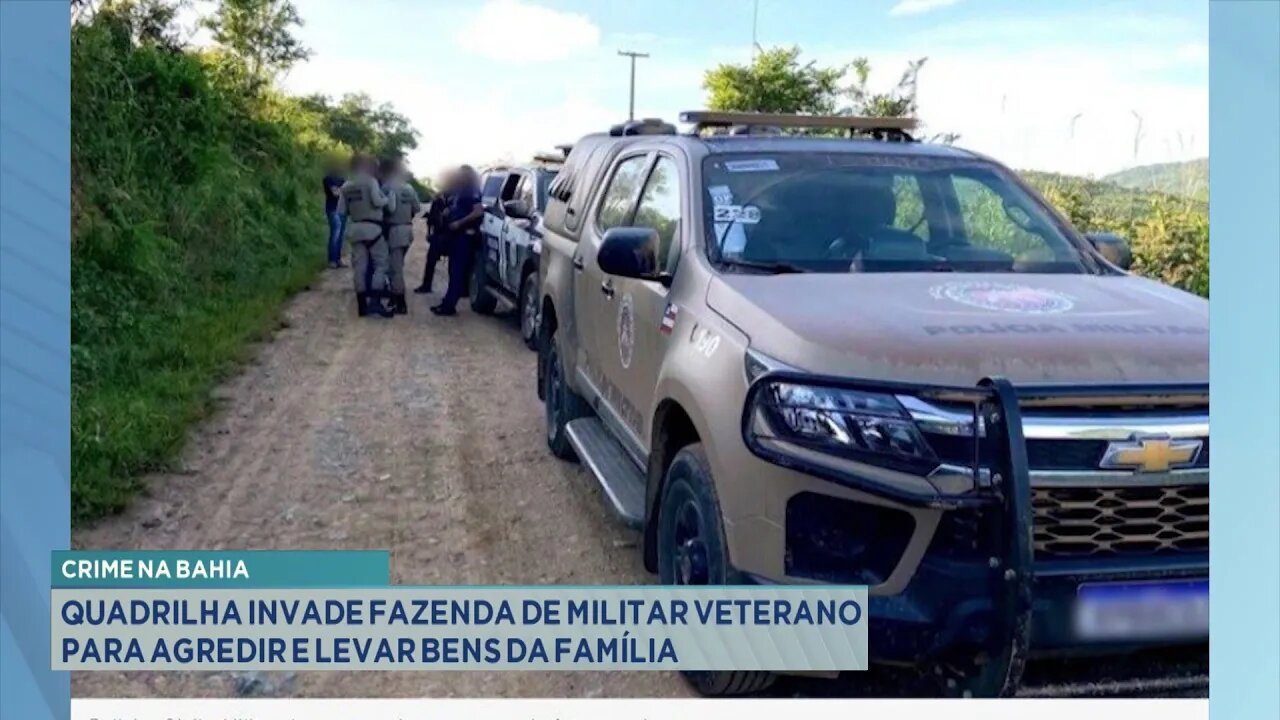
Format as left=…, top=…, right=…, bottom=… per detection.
left=752, top=0, right=760, bottom=59
left=618, top=50, right=649, bottom=121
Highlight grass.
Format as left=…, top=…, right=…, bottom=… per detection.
left=70, top=15, right=337, bottom=521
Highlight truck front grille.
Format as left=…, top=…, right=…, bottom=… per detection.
left=1032, top=484, right=1209, bottom=559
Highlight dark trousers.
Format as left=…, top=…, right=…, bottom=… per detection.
left=439, top=235, right=473, bottom=312
left=420, top=240, right=447, bottom=291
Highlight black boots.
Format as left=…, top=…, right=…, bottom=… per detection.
left=391, top=293, right=408, bottom=315
left=412, top=284, right=431, bottom=294
left=357, top=291, right=394, bottom=318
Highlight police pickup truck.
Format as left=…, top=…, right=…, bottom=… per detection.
left=534, top=112, right=1209, bottom=697
left=471, top=153, right=565, bottom=348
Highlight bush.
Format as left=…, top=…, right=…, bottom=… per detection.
left=71, top=15, right=339, bottom=520
left=1022, top=173, right=1209, bottom=298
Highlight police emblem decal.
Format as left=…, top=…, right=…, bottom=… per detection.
left=617, top=293, right=635, bottom=369
left=930, top=281, right=1075, bottom=315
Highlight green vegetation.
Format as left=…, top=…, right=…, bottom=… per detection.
left=1019, top=171, right=1208, bottom=297
left=70, top=0, right=419, bottom=521
left=703, top=45, right=1208, bottom=298
left=1102, top=158, right=1208, bottom=202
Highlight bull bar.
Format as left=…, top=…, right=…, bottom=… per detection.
left=741, top=372, right=1210, bottom=696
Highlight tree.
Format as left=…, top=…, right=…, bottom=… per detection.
left=842, top=56, right=957, bottom=143
left=74, top=0, right=189, bottom=50
left=703, top=46, right=845, bottom=115
left=202, top=0, right=310, bottom=88
left=300, top=92, right=420, bottom=160
left=701, top=46, right=955, bottom=142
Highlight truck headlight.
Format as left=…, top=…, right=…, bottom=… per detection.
left=762, top=382, right=936, bottom=467
left=742, top=352, right=992, bottom=506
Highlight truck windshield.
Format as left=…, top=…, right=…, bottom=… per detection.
left=702, top=152, right=1095, bottom=275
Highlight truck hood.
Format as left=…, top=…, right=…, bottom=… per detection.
left=706, top=272, right=1208, bottom=386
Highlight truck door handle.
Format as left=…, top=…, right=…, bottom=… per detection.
left=572, top=256, right=585, bottom=271
left=600, top=279, right=615, bottom=298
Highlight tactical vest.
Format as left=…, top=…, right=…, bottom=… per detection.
left=342, top=175, right=384, bottom=224
left=389, top=185, right=417, bottom=225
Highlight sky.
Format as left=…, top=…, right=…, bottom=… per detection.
left=208, top=0, right=1208, bottom=179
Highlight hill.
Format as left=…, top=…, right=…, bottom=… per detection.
left=1016, top=170, right=1208, bottom=299
left=1102, top=158, right=1208, bottom=202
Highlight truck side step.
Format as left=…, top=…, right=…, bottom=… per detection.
left=565, top=418, right=646, bottom=529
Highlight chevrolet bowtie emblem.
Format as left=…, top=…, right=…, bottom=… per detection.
left=1100, top=435, right=1203, bottom=473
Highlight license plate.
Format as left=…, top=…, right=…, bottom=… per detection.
left=1074, top=579, right=1209, bottom=641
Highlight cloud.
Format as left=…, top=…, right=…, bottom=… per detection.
left=889, top=0, right=961, bottom=17
left=457, top=0, right=600, bottom=62
left=902, top=47, right=1206, bottom=176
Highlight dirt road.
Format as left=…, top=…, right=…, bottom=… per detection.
left=72, top=227, right=691, bottom=699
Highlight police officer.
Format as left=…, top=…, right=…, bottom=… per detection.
left=414, top=170, right=455, bottom=295
left=337, top=154, right=394, bottom=318
left=431, top=165, right=484, bottom=317
left=382, top=158, right=421, bottom=314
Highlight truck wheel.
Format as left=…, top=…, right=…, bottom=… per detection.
left=469, top=247, right=497, bottom=315
left=657, top=444, right=776, bottom=697
left=519, top=272, right=539, bottom=350
left=543, top=335, right=588, bottom=460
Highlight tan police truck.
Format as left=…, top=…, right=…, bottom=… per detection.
left=534, top=112, right=1209, bottom=697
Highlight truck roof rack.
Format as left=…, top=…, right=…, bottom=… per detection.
left=608, top=118, right=677, bottom=137
left=680, top=110, right=919, bottom=141
left=531, top=152, right=566, bottom=165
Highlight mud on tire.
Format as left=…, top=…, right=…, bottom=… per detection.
left=657, top=443, right=776, bottom=696
left=543, top=334, right=589, bottom=460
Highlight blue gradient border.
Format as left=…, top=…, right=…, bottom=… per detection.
left=1209, top=2, right=1280, bottom=719
left=0, top=2, right=71, bottom=720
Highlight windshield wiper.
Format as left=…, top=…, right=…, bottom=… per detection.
left=721, top=258, right=808, bottom=275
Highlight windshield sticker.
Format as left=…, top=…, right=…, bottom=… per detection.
left=724, top=158, right=780, bottom=173
left=617, top=293, right=635, bottom=369
left=930, top=281, right=1075, bottom=315
left=712, top=204, right=762, bottom=225
left=707, top=186, right=749, bottom=255
left=707, top=185, right=734, bottom=206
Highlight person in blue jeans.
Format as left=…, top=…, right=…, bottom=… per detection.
left=323, top=161, right=348, bottom=268
left=431, top=166, right=484, bottom=316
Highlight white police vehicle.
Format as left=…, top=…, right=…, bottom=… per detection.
left=470, top=151, right=567, bottom=348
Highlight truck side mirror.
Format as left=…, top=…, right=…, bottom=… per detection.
left=503, top=199, right=532, bottom=219
left=1085, top=232, right=1133, bottom=270
left=598, top=227, right=663, bottom=282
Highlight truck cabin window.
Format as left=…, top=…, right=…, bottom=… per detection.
left=702, top=153, right=1095, bottom=275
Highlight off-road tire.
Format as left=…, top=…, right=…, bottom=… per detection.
left=469, top=247, right=497, bottom=315
left=543, top=335, right=589, bottom=460
left=657, top=444, right=776, bottom=697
